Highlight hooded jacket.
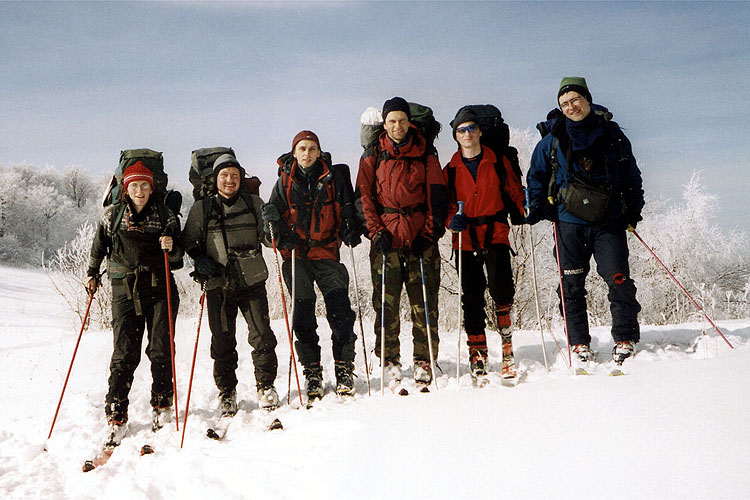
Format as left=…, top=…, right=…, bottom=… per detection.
left=355, top=126, right=447, bottom=249
left=527, top=108, right=644, bottom=225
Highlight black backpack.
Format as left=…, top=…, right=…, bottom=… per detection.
left=447, top=105, right=524, bottom=225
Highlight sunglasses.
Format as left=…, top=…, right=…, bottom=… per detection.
left=456, top=124, right=479, bottom=134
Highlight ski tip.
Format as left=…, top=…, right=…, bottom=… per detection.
left=609, top=369, right=625, bottom=377
left=398, top=388, right=409, bottom=396
left=267, top=418, right=283, bottom=431
left=574, top=367, right=589, bottom=376
left=82, top=460, right=95, bottom=473
left=140, top=445, right=154, bottom=456
left=206, top=428, right=220, bottom=440
left=419, top=386, right=430, bottom=393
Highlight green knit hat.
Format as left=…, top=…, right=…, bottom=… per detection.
left=558, top=76, right=592, bottom=103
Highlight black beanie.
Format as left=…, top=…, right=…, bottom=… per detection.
left=449, top=107, right=480, bottom=139
left=382, top=97, right=411, bottom=121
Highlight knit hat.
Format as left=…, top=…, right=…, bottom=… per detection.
left=213, top=153, right=245, bottom=179
left=382, top=97, right=411, bottom=121
left=291, top=130, right=321, bottom=153
left=122, top=161, right=154, bottom=191
left=449, top=107, right=480, bottom=140
left=558, top=76, right=592, bottom=104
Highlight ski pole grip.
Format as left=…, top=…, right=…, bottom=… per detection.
left=457, top=201, right=464, bottom=216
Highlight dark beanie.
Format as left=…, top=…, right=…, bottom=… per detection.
left=558, top=76, right=592, bottom=103
left=213, top=153, right=246, bottom=179
left=449, top=107, right=480, bottom=139
left=382, top=97, right=411, bottom=121
left=291, top=130, right=321, bottom=153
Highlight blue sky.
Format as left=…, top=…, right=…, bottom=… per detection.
left=2, top=1, right=748, bottom=230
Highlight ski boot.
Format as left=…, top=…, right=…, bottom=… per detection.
left=470, top=350, right=489, bottom=387
left=334, top=360, right=355, bottom=397
left=151, top=406, right=172, bottom=432
left=500, top=329, right=518, bottom=384
left=304, top=363, right=324, bottom=402
left=257, top=385, right=280, bottom=411
left=104, top=420, right=127, bottom=448
left=219, top=389, right=238, bottom=417
left=413, top=359, right=432, bottom=392
left=612, top=340, right=636, bottom=365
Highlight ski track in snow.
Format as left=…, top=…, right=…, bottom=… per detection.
left=1, top=265, right=749, bottom=499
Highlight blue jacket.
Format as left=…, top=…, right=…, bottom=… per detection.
left=527, top=107, right=644, bottom=225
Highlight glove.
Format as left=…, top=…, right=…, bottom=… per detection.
left=341, top=219, right=362, bottom=248
left=190, top=256, right=223, bottom=283
left=411, top=235, right=432, bottom=257
left=262, top=204, right=281, bottom=235
left=624, top=211, right=642, bottom=232
left=372, top=230, right=392, bottom=254
left=278, top=230, right=301, bottom=250
left=448, top=213, right=467, bottom=232
left=525, top=199, right=557, bottom=225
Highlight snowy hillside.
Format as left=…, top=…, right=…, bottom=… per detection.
left=1, top=264, right=749, bottom=499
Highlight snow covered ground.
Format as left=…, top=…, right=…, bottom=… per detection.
left=1, top=264, right=748, bottom=499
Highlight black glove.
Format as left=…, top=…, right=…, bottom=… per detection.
left=372, top=230, right=392, bottom=254
left=341, top=219, right=362, bottom=248
left=262, top=203, right=281, bottom=235
left=190, top=256, right=223, bottom=283
left=448, top=213, right=467, bottom=232
left=623, top=211, right=642, bottom=232
left=525, top=199, right=557, bottom=225
left=278, top=230, right=301, bottom=250
left=411, top=235, right=432, bottom=257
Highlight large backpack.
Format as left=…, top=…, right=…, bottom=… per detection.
left=447, top=105, right=524, bottom=225
left=102, top=148, right=168, bottom=207
left=103, top=148, right=183, bottom=269
left=360, top=102, right=441, bottom=155
left=190, top=146, right=262, bottom=202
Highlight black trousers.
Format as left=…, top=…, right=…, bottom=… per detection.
left=106, top=273, right=178, bottom=423
left=206, top=282, right=278, bottom=392
left=455, top=244, right=515, bottom=336
left=555, top=221, right=641, bottom=346
left=282, top=258, right=356, bottom=367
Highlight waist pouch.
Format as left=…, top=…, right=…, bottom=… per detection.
left=561, top=175, right=611, bottom=223
left=227, top=250, right=268, bottom=288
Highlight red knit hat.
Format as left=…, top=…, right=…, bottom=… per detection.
left=122, top=161, right=154, bottom=191
left=291, top=130, right=320, bottom=153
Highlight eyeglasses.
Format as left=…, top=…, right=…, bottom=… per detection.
left=560, top=96, right=584, bottom=110
left=455, top=124, right=479, bottom=134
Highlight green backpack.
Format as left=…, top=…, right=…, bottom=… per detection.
left=360, top=102, right=441, bottom=155
left=102, top=148, right=168, bottom=207
left=189, top=147, right=236, bottom=202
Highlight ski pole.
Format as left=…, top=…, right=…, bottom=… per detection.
left=419, top=256, right=438, bottom=391
left=631, top=230, right=734, bottom=349
left=287, top=248, right=295, bottom=405
left=45, top=289, right=95, bottom=449
left=163, top=250, right=180, bottom=431
left=552, top=223, right=572, bottom=367
left=349, top=245, right=371, bottom=395
left=455, top=201, right=465, bottom=383
left=270, top=227, right=305, bottom=406
left=525, top=190, right=549, bottom=372
left=180, top=291, right=205, bottom=449
left=380, top=254, right=386, bottom=396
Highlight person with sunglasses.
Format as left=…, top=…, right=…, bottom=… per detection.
left=526, top=77, right=644, bottom=366
left=444, top=108, right=525, bottom=384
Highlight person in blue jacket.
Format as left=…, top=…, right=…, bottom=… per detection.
left=525, top=76, right=644, bottom=366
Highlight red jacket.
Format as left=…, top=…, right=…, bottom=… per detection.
left=444, top=146, right=525, bottom=251
left=356, top=127, right=447, bottom=249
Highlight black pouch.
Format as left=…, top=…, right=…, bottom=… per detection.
left=561, top=176, right=611, bottom=223
left=227, top=250, right=268, bottom=288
